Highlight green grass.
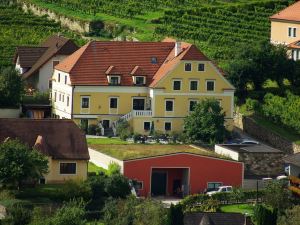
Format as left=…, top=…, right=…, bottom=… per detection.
left=87, top=138, right=128, bottom=145
left=88, top=162, right=107, bottom=175
left=88, top=142, right=227, bottom=160
left=220, top=203, right=255, bottom=216
left=253, top=116, right=300, bottom=144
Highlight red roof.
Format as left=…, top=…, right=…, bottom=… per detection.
left=56, top=40, right=213, bottom=86
left=270, top=1, right=300, bottom=22
left=288, top=39, right=300, bottom=49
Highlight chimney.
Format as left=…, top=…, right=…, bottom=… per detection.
left=175, top=41, right=181, bottom=57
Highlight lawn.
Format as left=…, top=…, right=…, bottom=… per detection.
left=220, top=204, right=255, bottom=216
left=88, top=162, right=107, bottom=175
left=87, top=138, right=226, bottom=160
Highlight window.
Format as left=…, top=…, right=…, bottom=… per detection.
left=67, top=96, right=69, bottom=107
left=151, top=57, right=158, bottom=64
left=189, top=100, right=197, bottom=112
left=165, top=122, right=171, bottom=131
left=133, top=180, right=143, bottom=190
left=184, top=63, right=192, bottom=71
left=289, top=27, right=297, bottom=37
left=135, top=76, right=145, bottom=85
left=80, top=119, right=88, bottom=132
left=206, top=80, right=215, bottom=91
left=64, top=75, right=67, bottom=84
left=58, top=73, right=61, bottom=82
left=144, top=122, right=151, bottom=131
left=292, top=50, right=300, bottom=61
left=110, top=98, right=118, bottom=108
left=109, top=76, right=120, bottom=85
left=81, top=97, right=90, bottom=108
left=190, top=80, right=198, bottom=91
left=54, top=92, right=57, bottom=102
left=59, top=93, right=61, bottom=101
left=173, top=80, right=181, bottom=90
left=60, top=163, right=76, bottom=174
left=48, top=80, right=52, bottom=89
left=62, top=94, right=64, bottom=102
left=207, top=182, right=222, bottom=191
left=165, top=100, right=174, bottom=112
left=198, top=63, right=205, bottom=71
left=53, top=60, right=60, bottom=69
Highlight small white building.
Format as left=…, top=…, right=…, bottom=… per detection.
left=13, top=35, right=78, bottom=92
left=284, top=153, right=300, bottom=177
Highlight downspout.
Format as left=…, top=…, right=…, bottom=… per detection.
left=71, top=85, right=74, bottom=119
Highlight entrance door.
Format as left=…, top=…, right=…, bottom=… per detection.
left=151, top=171, right=167, bottom=196
left=102, top=120, right=110, bottom=129
left=133, top=98, right=145, bottom=110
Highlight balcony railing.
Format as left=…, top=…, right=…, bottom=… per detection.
left=133, top=110, right=152, bottom=117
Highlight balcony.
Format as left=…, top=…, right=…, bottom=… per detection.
left=133, top=110, right=152, bottom=117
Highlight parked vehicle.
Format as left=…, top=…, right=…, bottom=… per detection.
left=206, top=185, right=233, bottom=196
left=240, top=139, right=259, bottom=145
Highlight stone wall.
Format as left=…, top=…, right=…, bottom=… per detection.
left=240, top=151, right=284, bottom=177
left=19, top=0, right=90, bottom=33
left=234, top=113, right=300, bottom=154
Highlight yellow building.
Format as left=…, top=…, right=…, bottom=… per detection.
left=52, top=39, right=235, bottom=135
left=0, top=119, right=89, bottom=184
left=270, top=1, right=300, bottom=60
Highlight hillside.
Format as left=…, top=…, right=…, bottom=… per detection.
left=21, top=0, right=292, bottom=65
left=0, top=1, right=85, bottom=68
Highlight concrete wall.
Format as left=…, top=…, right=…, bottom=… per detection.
left=0, top=108, right=20, bottom=118
left=234, top=114, right=300, bottom=154
left=214, top=145, right=239, bottom=160
left=88, top=148, right=124, bottom=173
left=45, top=158, right=88, bottom=183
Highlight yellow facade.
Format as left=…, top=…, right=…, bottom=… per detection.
left=69, top=60, right=234, bottom=134
left=44, top=157, right=88, bottom=184
left=270, top=20, right=300, bottom=44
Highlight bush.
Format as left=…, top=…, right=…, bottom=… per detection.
left=105, top=174, right=131, bottom=198
left=245, top=98, right=260, bottom=112
left=87, top=124, right=98, bottom=135
left=254, top=204, right=277, bottom=225
left=167, top=204, right=184, bottom=225
left=58, top=180, right=92, bottom=201
left=133, top=133, right=141, bottom=143
left=22, top=92, right=50, bottom=105
left=116, top=120, right=132, bottom=140
left=170, top=132, right=180, bottom=144
left=107, top=162, right=121, bottom=176
left=153, top=131, right=163, bottom=143
left=4, top=203, right=32, bottom=225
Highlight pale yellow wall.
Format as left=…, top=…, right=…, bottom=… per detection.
left=73, top=92, right=148, bottom=115
left=271, top=20, right=300, bottom=44
left=44, top=157, right=88, bottom=184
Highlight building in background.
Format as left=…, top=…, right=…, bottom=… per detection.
left=52, top=38, right=235, bottom=134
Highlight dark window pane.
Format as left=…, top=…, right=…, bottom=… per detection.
left=144, top=122, right=151, bottom=130
left=198, top=63, right=205, bottom=71
left=190, top=81, right=198, bottom=90
left=189, top=101, right=197, bottom=111
left=165, top=101, right=173, bottom=111
left=60, top=163, right=76, bottom=174
left=135, top=77, right=145, bottom=85
left=133, top=99, right=145, bottom=110
left=185, top=63, right=191, bottom=71
left=206, top=81, right=215, bottom=91
left=82, top=97, right=89, bottom=108
left=173, top=81, right=181, bottom=90
left=110, top=77, right=119, bottom=85
left=151, top=57, right=157, bottom=64
left=165, top=122, right=171, bottom=131
left=110, top=98, right=118, bottom=108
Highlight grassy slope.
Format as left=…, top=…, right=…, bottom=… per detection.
left=220, top=203, right=255, bottom=216
left=88, top=162, right=107, bottom=174
left=87, top=138, right=226, bottom=160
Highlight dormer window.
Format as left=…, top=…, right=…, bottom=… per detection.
left=107, top=76, right=120, bottom=86
left=151, top=57, right=158, bottom=64
left=134, top=76, right=146, bottom=86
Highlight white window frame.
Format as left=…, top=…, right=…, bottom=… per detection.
left=81, top=96, right=90, bottom=109
left=184, top=62, right=192, bottom=72
left=59, top=162, right=77, bottom=175
left=134, top=76, right=146, bottom=85
left=189, top=100, right=198, bottom=112
left=59, top=93, right=61, bottom=101
left=48, top=79, right=52, bottom=89
left=134, top=181, right=144, bottom=190
left=132, top=97, right=146, bottom=111
left=172, top=79, right=182, bottom=91
left=288, top=27, right=297, bottom=37
left=165, top=99, right=174, bottom=112
left=164, top=121, right=172, bottom=131
left=67, top=96, right=70, bottom=107
left=198, top=63, right=205, bottom=72
left=206, top=80, right=215, bottom=92
left=107, top=75, right=121, bottom=85
left=189, top=79, right=199, bottom=91
left=54, top=92, right=57, bottom=102
left=62, top=94, right=64, bottom=103
left=143, top=121, right=151, bottom=131
left=64, top=75, right=67, bottom=85
left=58, top=73, right=61, bottom=82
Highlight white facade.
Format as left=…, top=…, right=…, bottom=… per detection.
left=214, top=145, right=239, bottom=161
left=51, top=69, right=73, bottom=119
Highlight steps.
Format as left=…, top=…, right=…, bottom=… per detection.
left=104, top=128, right=114, bottom=137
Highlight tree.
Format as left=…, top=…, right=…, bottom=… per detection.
left=0, top=67, right=23, bottom=108
left=254, top=204, right=277, bottom=225
left=3, top=204, right=32, bottom=225
left=264, top=180, right=291, bottom=213
left=105, top=174, right=131, bottom=198
left=277, top=205, right=300, bottom=225
left=0, top=139, right=48, bottom=189
left=184, top=99, right=226, bottom=144
left=167, top=204, right=184, bottom=225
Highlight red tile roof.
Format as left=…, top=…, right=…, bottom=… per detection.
left=13, top=47, right=47, bottom=68
left=56, top=39, right=214, bottom=87
left=288, top=39, right=300, bottom=49
left=270, top=1, right=300, bottom=22
left=0, top=119, right=89, bottom=160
